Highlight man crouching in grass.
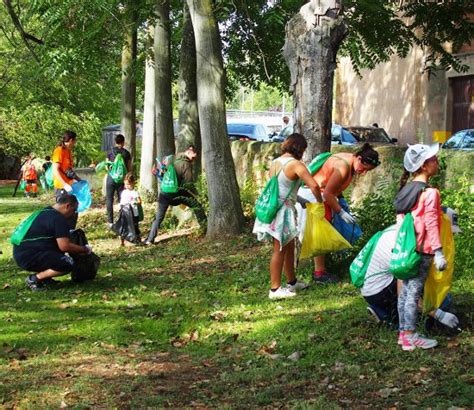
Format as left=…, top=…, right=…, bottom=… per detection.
left=13, top=194, right=92, bottom=291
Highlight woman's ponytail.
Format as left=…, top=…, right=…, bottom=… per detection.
left=58, top=130, right=77, bottom=147
left=399, top=168, right=410, bottom=191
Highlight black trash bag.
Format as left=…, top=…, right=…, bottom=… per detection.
left=112, top=204, right=140, bottom=243
left=69, top=229, right=100, bottom=282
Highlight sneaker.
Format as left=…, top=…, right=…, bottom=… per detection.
left=143, top=240, right=154, bottom=246
left=367, top=306, right=382, bottom=324
left=397, top=331, right=406, bottom=345
left=42, top=278, right=58, bottom=286
left=312, top=272, right=338, bottom=284
left=25, top=275, right=46, bottom=292
left=402, top=333, right=438, bottom=351
left=287, top=279, right=309, bottom=292
left=268, top=287, right=296, bottom=300
left=108, top=223, right=114, bottom=229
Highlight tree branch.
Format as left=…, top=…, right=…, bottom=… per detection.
left=3, top=0, right=43, bottom=62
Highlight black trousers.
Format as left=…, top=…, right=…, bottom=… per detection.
left=363, top=279, right=399, bottom=326
left=105, top=174, right=124, bottom=224
left=146, top=189, right=206, bottom=242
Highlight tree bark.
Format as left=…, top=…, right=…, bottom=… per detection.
left=283, top=0, right=347, bottom=161
left=139, top=23, right=157, bottom=198
left=120, top=0, right=138, bottom=161
left=154, top=0, right=175, bottom=160
left=177, top=3, right=201, bottom=175
left=187, top=0, right=244, bottom=238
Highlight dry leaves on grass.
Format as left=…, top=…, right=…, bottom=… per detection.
left=170, top=330, right=199, bottom=348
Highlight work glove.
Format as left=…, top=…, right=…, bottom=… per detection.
left=434, top=309, right=459, bottom=329
left=84, top=244, right=92, bottom=255
left=63, top=183, right=73, bottom=193
left=338, top=209, right=356, bottom=224
left=434, top=249, right=448, bottom=271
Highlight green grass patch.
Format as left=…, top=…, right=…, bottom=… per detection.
left=0, top=184, right=472, bottom=407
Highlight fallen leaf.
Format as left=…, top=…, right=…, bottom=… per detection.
left=3, top=283, right=10, bottom=290
left=287, top=351, right=302, bottom=361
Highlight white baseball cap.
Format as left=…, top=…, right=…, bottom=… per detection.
left=442, top=207, right=462, bottom=234
left=404, top=143, right=440, bottom=172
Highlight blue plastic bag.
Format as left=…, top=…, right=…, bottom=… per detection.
left=332, top=198, right=362, bottom=245
left=71, top=180, right=92, bottom=213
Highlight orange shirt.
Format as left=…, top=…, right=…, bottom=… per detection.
left=313, top=153, right=354, bottom=196
left=52, top=146, right=74, bottom=189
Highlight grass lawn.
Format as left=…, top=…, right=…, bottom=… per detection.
left=0, top=183, right=472, bottom=408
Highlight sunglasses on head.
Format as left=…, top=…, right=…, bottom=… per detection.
left=362, top=157, right=381, bottom=167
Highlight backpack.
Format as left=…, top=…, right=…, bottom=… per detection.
left=156, top=154, right=175, bottom=181
left=109, top=152, right=127, bottom=184
left=45, top=165, right=54, bottom=188
left=390, top=213, right=421, bottom=280
left=160, top=162, right=179, bottom=193
left=349, top=228, right=391, bottom=288
left=307, top=152, right=331, bottom=175
left=255, top=161, right=297, bottom=224
left=10, top=209, right=43, bottom=245
left=69, top=229, right=100, bottom=282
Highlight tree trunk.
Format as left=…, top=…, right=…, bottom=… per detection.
left=154, top=0, right=175, bottom=160
left=283, top=0, right=347, bottom=161
left=187, top=0, right=244, bottom=238
left=120, top=0, right=138, bottom=161
left=177, top=3, right=201, bottom=176
left=139, top=23, right=157, bottom=198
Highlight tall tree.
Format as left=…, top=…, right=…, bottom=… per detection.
left=154, top=0, right=175, bottom=160
left=120, top=0, right=138, bottom=161
left=176, top=3, right=201, bottom=155
left=283, top=0, right=346, bottom=160
left=139, top=22, right=157, bottom=197
left=187, top=0, right=244, bottom=237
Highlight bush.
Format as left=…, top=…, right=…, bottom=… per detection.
left=0, top=104, right=102, bottom=167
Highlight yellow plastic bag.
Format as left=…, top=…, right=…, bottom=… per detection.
left=423, top=213, right=455, bottom=312
left=300, top=203, right=352, bottom=259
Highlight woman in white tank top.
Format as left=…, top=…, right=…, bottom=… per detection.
left=253, top=133, right=322, bottom=300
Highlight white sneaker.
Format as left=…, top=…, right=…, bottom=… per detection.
left=268, top=287, right=297, bottom=300
left=287, top=279, right=309, bottom=292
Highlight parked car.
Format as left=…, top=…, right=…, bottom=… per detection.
left=347, top=126, right=398, bottom=144
left=226, top=123, right=272, bottom=142
left=331, top=124, right=358, bottom=145
left=442, top=129, right=474, bottom=150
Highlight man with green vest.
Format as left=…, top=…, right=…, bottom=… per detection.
left=144, top=145, right=206, bottom=245
left=13, top=194, right=92, bottom=291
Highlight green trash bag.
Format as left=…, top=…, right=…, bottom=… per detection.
left=19, top=180, right=26, bottom=191
left=161, top=163, right=178, bottom=193
left=307, top=152, right=331, bottom=175
left=390, top=213, right=421, bottom=280
left=255, top=170, right=297, bottom=224
left=10, top=209, right=42, bottom=245
left=45, top=165, right=54, bottom=188
left=95, top=160, right=111, bottom=173
left=108, top=153, right=127, bottom=184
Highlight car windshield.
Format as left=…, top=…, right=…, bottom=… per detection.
left=350, top=128, right=391, bottom=143
left=444, top=132, right=464, bottom=148
left=227, top=124, right=256, bottom=134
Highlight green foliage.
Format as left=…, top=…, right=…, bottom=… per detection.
left=0, top=104, right=102, bottom=167
left=239, top=178, right=258, bottom=218
left=440, top=176, right=474, bottom=279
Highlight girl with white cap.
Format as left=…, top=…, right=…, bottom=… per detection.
left=394, top=143, right=447, bottom=350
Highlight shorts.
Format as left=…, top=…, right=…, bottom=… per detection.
left=14, top=250, right=74, bottom=273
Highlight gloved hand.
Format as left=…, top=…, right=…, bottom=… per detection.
left=84, top=244, right=92, bottom=255
left=297, top=195, right=311, bottom=209
left=434, top=308, right=459, bottom=329
left=338, top=209, right=356, bottom=224
left=63, top=183, right=73, bottom=193
left=434, top=249, right=448, bottom=271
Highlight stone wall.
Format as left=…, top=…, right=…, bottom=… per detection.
left=76, top=142, right=474, bottom=206
left=229, top=141, right=474, bottom=203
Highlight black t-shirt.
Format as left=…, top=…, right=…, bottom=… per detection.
left=13, top=207, right=70, bottom=256
left=108, top=146, right=131, bottom=165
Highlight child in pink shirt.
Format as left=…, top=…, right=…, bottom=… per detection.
left=394, top=143, right=447, bottom=351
